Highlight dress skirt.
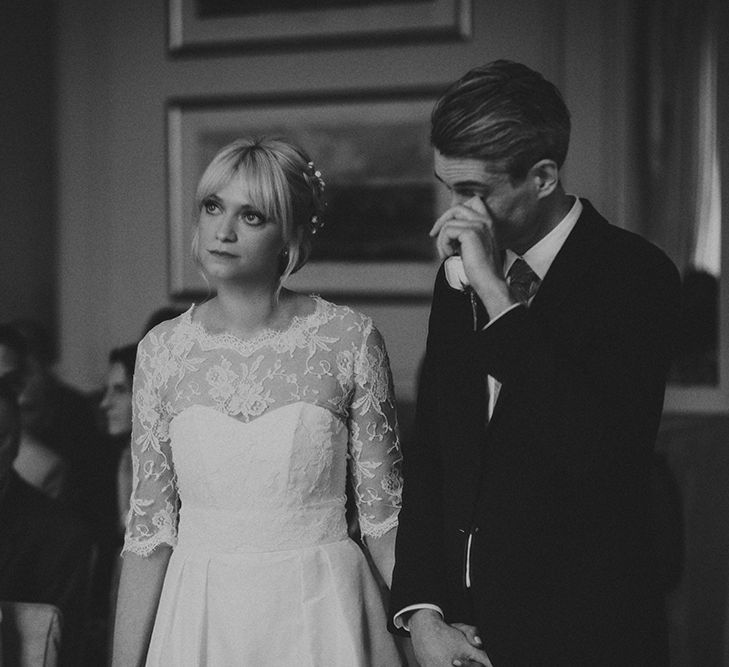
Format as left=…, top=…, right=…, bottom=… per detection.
left=145, top=538, right=403, bottom=666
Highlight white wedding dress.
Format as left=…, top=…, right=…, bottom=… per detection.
left=123, top=297, right=404, bottom=666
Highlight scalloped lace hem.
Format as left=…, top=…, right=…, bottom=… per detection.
left=360, top=515, right=399, bottom=540
left=122, top=530, right=177, bottom=558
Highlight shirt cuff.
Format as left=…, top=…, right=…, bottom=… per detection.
left=393, top=604, right=445, bottom=632
left=481, top=302, right=523, bottom=330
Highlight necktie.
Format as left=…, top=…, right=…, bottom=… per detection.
left=507, top=258, right=540, bottom=305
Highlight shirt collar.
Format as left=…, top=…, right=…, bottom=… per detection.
left=503, top=196, right=582, bottom=280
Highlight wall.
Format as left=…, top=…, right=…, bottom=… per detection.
left=0, top=1, right=56, bottom=334
left=53, top=0, right=631, bottom=400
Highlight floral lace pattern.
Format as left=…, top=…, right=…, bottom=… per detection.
left=123, top=296, right=402, bottom=556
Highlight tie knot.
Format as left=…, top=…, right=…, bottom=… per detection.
left=507, top=258, right=540, bottom=304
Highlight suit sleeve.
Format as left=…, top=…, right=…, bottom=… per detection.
left=389, top=265, right=469, bottom=631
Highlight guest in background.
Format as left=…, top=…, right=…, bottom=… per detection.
left=0, top=324, right=69, bottom=499
left=93, top=343, right=138, bottom=664
left=0, top=376, right=94, bottom=665
left=8, top=320, right=114, bottom=590
left=100, top=343, right=137, bottom=536
left=669, top=268, right=719, bottom=385
left=6, top=319, right=119, bottom=663
left=8, top=318, right=101, bottom=515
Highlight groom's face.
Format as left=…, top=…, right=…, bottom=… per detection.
left=434, top=150, right=540, bottom=253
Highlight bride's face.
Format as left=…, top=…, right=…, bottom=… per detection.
left=197, top=176, right=285, bottom=285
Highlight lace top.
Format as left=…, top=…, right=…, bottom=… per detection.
left=123, top=296, right=402, bottom=557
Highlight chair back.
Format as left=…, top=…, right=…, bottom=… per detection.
left=0, top=601, right=62, bottom=667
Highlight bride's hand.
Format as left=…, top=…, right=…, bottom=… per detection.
left=450, top=623, right=484, bottom=648
left=409, top=610, right=493, bottom=667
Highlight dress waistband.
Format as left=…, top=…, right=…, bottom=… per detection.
left=176, top=504, right=348, bottom=553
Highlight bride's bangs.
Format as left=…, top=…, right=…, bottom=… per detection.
left=237, top=150, right=290, bottom=231
left=195, top=149, right=239, bottom=211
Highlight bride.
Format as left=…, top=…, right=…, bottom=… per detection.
left=112, top=137, right=405, bottom=665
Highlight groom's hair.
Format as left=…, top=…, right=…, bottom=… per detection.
left=431, top=59, right=571, bottom=182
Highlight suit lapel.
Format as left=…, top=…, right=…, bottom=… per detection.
left=529, top=199, right=611, bottom=317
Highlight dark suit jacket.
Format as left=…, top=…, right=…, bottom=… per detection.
left=390, top=200, right=680, bottom=666
left=0, top=470, right=93, bottom=665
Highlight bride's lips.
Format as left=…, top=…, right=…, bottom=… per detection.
left=208, top=249, right=239, bottom=258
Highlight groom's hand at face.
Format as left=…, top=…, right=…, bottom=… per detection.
left=430, top=196, right=504, bottom=294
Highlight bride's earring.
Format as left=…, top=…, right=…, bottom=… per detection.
left=278, top=246, right=290, bottom=274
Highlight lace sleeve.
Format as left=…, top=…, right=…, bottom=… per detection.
left=348, top=320, right=403, bottom=539
left=122, top=332, right=179, bottom=557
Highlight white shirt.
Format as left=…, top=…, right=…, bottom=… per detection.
left=393, top=196, right=583, bottom=631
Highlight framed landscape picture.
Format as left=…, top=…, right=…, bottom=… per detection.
left=167, top=89, right=445, bottom=298
left=168, top=0, right=472, bottom=53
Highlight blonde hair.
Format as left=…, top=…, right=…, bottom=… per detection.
left=191, top=137, right=325, bottom=288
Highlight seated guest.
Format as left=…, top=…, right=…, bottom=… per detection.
left=0, top=325, right=69, bottom=499
left=0, top=377, right=93, bottom=665
left=8, top=319, right=100, bottom=508
left=11, top=428, right=69, bottom=499
left=100, top=344, right=137, bottom=535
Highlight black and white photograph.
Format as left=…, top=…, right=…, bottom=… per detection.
left=1, top=0, right=726, bottom=665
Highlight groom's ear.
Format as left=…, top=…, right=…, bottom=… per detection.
left=528, top=159, right=560, bottom=199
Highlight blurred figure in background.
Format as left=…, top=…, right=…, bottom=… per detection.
left=4, top=319, right=118, bottom=663
left=96, top=343, right=138, bottom=663
left=8, top=319, right=100, bottom=510
left=669, top=268, right=719, bottom=385
left=100, top=344, right=137, bottom=537
left=0, top=375, right=93, bottom=665
left=0, top=324, right=69, bottom=499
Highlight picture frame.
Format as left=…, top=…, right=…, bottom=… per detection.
left=167, top=89, right=446, bottom=299
left=168, top=0, right=472, bottom=54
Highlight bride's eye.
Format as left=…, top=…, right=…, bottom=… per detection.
left=241, top=210, right=265, bottom=226
left=202, top=198, right=220, bottom=215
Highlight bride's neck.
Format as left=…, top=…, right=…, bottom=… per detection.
left=211, top=281, right=291, bottom=336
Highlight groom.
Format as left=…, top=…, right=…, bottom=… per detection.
left=389, top=60, right=679, bottom=666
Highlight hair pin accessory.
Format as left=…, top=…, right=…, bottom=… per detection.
left=310, top=214, right=325, bottom=235
left=304, top=161, right=326, bottom=234
left=305, top=161, right=326, bottom=194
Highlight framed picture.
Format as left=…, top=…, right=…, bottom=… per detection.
left=167, top=89, right=446, bottom=298
left=168, top=0, right=472, bottom=54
